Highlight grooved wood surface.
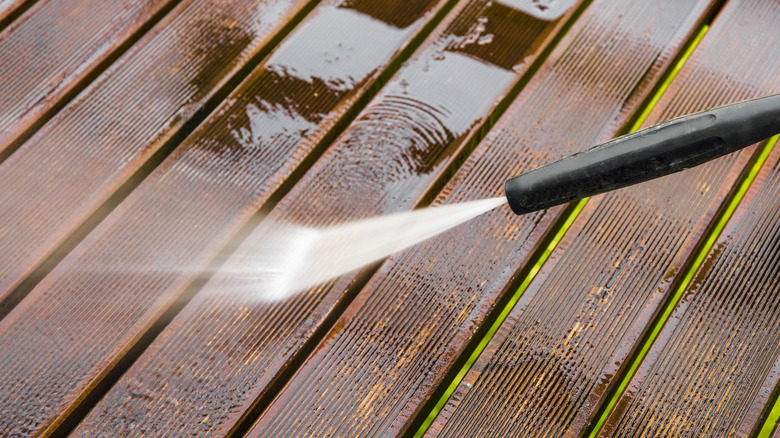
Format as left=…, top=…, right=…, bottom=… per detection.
left=601, top=144, right=780, bottom=437
left=243, top=0, right=721, bottom=435
left=0, top=0, right=177, bottom=155
left=0, top=0, right=452, bottom=435
left=0, top=0, right=313, bottom=310
left=70, top=0, right=584, bottom=435
left=426, top=1, right=780, bottom=436
left=2, top=0, right=780, bottom=436
left=590, top=7, right=780, bottom=434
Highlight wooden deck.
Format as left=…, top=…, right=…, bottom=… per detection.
left=0, top=0, right=778, bottom=436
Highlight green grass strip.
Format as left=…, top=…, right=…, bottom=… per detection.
left=589, top=134, right=778, bottom=437
left=758, top=389, right=780, bottom=437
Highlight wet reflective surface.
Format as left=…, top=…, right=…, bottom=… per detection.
left=0, top=0, right=308, bottom=305
left=1, top=0, right=779, bottom=436
left=246, top=0, right=721, bottom=436
left=0, top=0, right=454, bottom=436
left=67, top=0, right=584, bottom=435
left=495, top=0, right=577, bottom=20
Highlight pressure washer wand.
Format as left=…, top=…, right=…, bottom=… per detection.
left=504, top=94, right=780, bottom=215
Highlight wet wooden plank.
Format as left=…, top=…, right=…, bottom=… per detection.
left=0, top=0, right=316, bottom=312
left=240, top=0, right=722, bottom=436
left=0, top=0, right=454, bottom=435
left=594, top=14, right=780, bottom=433
left=68, top=0, right=589, bottom=435
left=600, top=148, right=780, bottom=437
left=426, top=1, right=780, bottom=436
left=0, top=0, right=181, bottom=157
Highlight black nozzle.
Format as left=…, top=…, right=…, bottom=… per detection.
left=505, top=94, right=780, bottom=215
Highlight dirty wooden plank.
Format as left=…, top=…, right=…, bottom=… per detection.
left=0, top=0, right=181, bottom=158
left=425, top=2, right=780, bottom=436
left=0, top=0, right=317, bottom=313
left=240, top=0, right=723, bottom=436
left=591, top=7, right=780, bottom=433
left=0, top=0, right=453, bottom=435
left=68, top=0, right=588, bottom=435
left=600, top=147, right=780, bottom=437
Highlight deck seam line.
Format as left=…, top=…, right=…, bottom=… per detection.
left=0, top=0, right=42, bottom=33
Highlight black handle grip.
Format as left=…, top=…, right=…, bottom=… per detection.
left=505, top=94, right=780, bottom=215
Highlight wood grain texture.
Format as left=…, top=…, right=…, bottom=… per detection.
left=600, top=147, right=780, bottom=437
left=0, top=0, right=179, bottom=157
left=0, top=0, right=314, bottom=312
left=0, top=0, right=452, bottom=435
left=428, top=1, right=780, bottom=436
left=69, top=0, right=585, bottom=435
left=243, top=0, right=721, bottom=436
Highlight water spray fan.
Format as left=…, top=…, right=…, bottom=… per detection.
left=253, top=95, right=780, bottom=302
left=504, top=94, right=780, bottom=215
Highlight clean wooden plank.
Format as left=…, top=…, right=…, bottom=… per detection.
left=0, top=0, right=453, bottom=435
left=428, top=1, right=780, bottom=436
left=69, top=0, right=588, bottom=435
left=0, top=0, right=316, bottom=312
left=0, top=0, right=180, bottom=157
left=242, top=0, right=721, bottom=436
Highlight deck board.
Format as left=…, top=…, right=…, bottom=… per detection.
left=0, top=0, right=779, bottom=436
left=68, top=0, right=586, bottom=435
left=241, top=0, right=720, bottom=435
left=600, top=145, right=780, bottom=437
left=0, top=0, right=315, bottom=313
left=424, top=0, right=780, bottom=435
left=0, top=0, right=454, bottom=435
left=0, top=0, right=179, bottom=157
left=589, top=6, right=780, bottom=431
